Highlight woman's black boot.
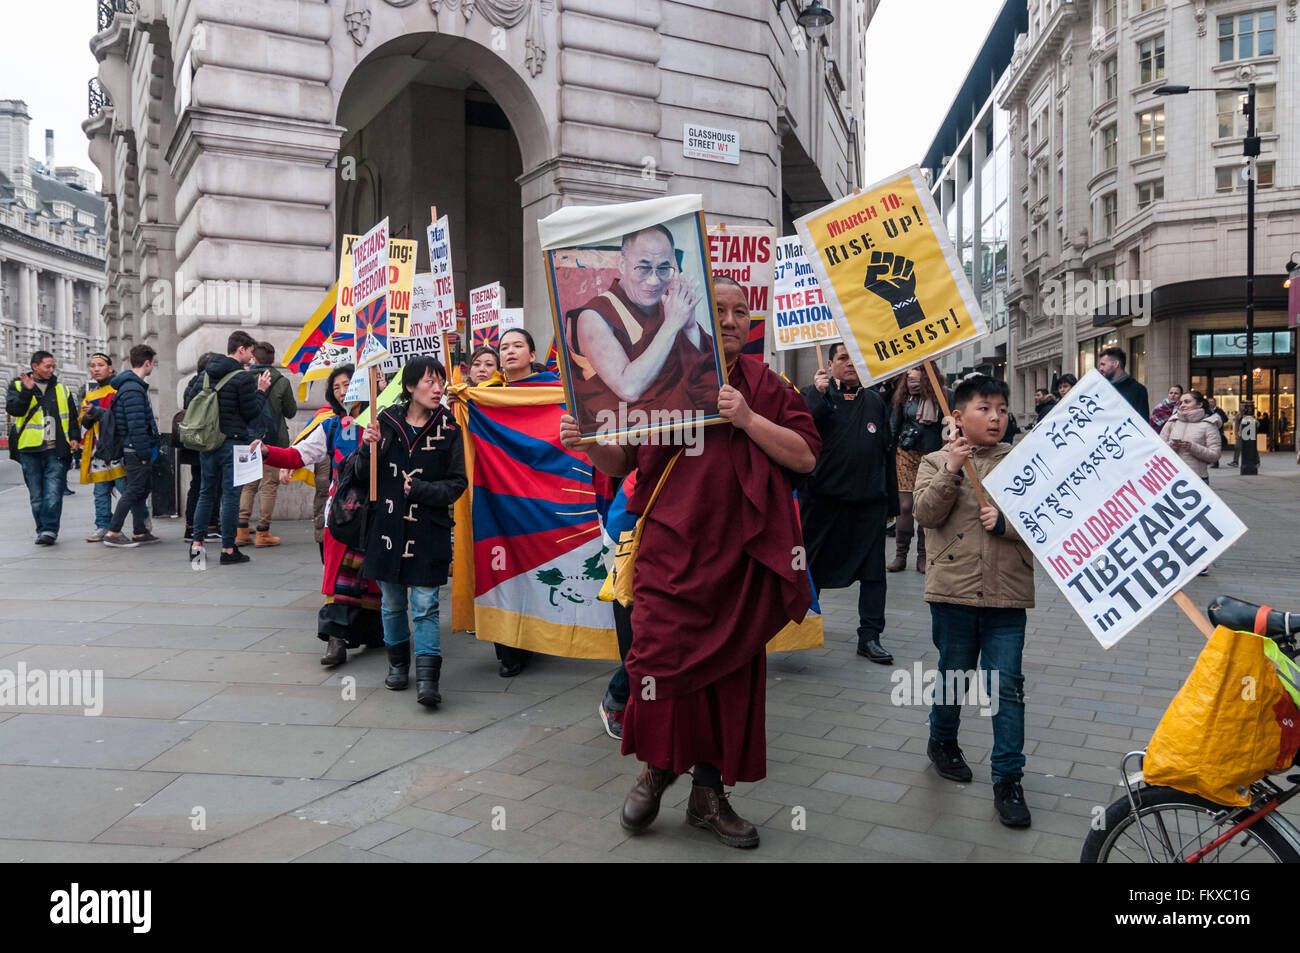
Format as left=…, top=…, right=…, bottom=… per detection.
left=416, top=655, right=442, bottom=707
left=385, top=642, right=410, bottom=690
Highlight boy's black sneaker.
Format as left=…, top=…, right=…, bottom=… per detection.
left=927, top=738, right=973, bottom=782
left=993, top=780, right=1032, bottom=828
left=220, top=547, right=251, bottom=565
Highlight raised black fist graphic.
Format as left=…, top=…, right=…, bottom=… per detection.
left=865, top=251, right=926, bottom=329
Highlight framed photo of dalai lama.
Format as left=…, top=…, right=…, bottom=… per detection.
left=537, top=195, right=729, bottom=443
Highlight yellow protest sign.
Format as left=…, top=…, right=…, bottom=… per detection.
left=387, top=238, right=417, bottom=337
left=794, top=166, right=986, bottom=384
left=334, top=234, right=359, bottom=338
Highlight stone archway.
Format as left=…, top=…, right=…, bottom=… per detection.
left=333, top=30, right=555, bottom=338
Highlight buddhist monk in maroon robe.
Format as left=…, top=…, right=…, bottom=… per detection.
left=566, top=225, right=721, bottom=435
left=560, top=276, right=820, bottom=849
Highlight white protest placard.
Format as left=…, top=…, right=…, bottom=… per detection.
left=683, top=122, right=740, bottom=165
left=499, top=308, right=524, bottom=332
left=984, top=369, right=1247, bottom=648
left=772, top=235, right=839, bottom=351
left=708, top=224, right=776, bottom=356
left=469, top=282, right=502, bottom=348
left=232, top=445, right=263, bottom=487
left=382, top=274, right=446, bottom=373
left=426, top=215, right=457, bottom=334
left=352, top=218, right=390, bottom=369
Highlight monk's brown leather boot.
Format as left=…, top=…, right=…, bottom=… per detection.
left=687, top=784, right=760, bottom=848
left=620, top=763, right=677, bottom=834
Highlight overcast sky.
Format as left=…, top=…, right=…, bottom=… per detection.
left=0, top=0, right=98, bottom=179
left=1, top=0, right=1004, bottom=193
left=863, top=0, right=1007, bottom=184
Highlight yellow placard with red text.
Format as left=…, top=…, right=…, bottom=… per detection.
left=334, top=234, right=359, bottom=337
left=794, top=166, right=986, bottom=385
left=387, top=238, right=417, bottom=337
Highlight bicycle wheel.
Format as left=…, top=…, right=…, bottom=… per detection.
left=1080, top=786, right=1300, bottom=863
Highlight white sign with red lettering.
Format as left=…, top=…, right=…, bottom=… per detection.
left=683, top=123, right=740, bottom=165
left=984, top=370, right=1246, bottom=648
left=772, top=235, right=838, bottom=351
left=426, top=215, right=457, bottom=334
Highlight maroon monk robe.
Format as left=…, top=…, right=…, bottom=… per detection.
left=565, top=279, right=720, bottom=434
left=620, top=355, right=821, bottom=785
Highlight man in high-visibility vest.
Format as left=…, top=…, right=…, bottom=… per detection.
left=7, top=351, right=82, bottom=543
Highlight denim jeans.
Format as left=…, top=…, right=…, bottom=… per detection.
left=19, top=450, right=65, bottom=537
left=192, top=441, right=241, bottom=549
left=92, top=477, right=128, bottom=530
left=928, top=602, right=1027, bottom=784
left=603, top=600, right=635, bottom=711
left=379, top=582, right=441, bottom=657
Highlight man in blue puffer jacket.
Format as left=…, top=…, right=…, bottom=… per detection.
left=102, top=345, right=161, bottom=548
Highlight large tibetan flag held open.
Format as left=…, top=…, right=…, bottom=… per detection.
left=449, top=375, right=618, bottom=659
left=284, top=283, right=336, bottom=374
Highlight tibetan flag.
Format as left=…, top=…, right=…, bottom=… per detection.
left=742, top=316, right=766, bottom=355
left=355, top=294, right=389, bottom=368
left=284, top=284, right=337, bottom=375
left=544, top=338, right=560, bottom=375
left=449, top=378, right=617, bottom=659
left=472, top=324, right=500, bottom=350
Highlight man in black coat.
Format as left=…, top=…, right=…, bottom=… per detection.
left=102, top=345, right=161, bottom=547
left=186, top=330, right=271, bottom=564
left=799, top=343, right=898, bottom=664
left=1098, top=346, right=1149, bottom=421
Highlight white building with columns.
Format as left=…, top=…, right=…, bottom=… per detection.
left=0, top=100, right=108, bottom=405
left=83, top=0, right=877, bottom=426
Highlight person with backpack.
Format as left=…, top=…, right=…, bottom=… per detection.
left=7, top=350, right=81, bottom=544
left=101, top=345, right=162, bottom=548
left=185, top=330, right=271, bottom=566
left=247, top=363, right=387, bottom=667
left=235, top=341, right=298, bottom=548
left=79, top=352, right=128, bottom=542
left=178, top=353, right=222, bottom=541
left=353, top=355, right=467, bottom=706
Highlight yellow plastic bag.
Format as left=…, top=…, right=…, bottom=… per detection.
left=1144, top=626, right=1300, bottom=806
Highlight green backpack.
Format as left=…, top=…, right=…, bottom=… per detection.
left=178, top=370, right=241, bottom=452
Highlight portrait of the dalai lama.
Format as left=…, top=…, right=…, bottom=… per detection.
left=564, top=224, right=721, bottom=436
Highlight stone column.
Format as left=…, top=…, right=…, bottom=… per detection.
left=54, top=275, right=69, bottom=363
left=17, top=265, right=35, bottom=358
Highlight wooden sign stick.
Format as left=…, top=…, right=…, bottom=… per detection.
left=368, top=364, right=379, bottom=502
left=923, top=359, right=987, bottom=509
left=1171, top=590, right=1216, bottom=640
left=815, top=342, right=825, bottom=371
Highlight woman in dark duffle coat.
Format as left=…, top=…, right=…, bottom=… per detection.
left=353, top=355, right=467, bottom=707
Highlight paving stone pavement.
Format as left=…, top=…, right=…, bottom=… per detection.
left=0, top=454, right=1296, bottom=862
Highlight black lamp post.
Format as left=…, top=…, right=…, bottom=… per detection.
left=1156, top=83, right=1260, bottom=404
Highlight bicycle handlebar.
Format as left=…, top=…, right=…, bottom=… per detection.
left=1207, top=595, right=1300, bottom=640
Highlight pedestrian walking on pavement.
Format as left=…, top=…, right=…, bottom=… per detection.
left=79, top=352, right=128, bottom=541
left=914, top=374, right=1035, bottom=829
left=7, top=350, right=81, bottom=544
left=187, top=331, right=271, bottom=566
left=800, top=340, right=897, bottom=665
left=889, top=364, right=949, bottom=574
left=236, top=341, right=298, bottom=549
left=102, top=345, right=162, bottom=548
left=354, top=356, right=467, bottom=707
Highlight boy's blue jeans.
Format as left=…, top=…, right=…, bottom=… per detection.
left=928, top=602, right=1027, bottom=784
left=379, top=582, right=441, bottom=657
left=93, top=476, right=129, bottom=530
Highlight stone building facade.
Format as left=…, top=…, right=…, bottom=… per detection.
left=0, top=101, right=108, bottom=402
left=85, top=0, right=877, bottom=431
left=999, top=0, right=1298, bottom=448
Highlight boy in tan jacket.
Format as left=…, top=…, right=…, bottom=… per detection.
left=913, top=375, right=1035, bottom=828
